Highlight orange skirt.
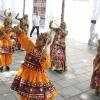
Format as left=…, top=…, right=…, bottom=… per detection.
left=11, top=65, right=57, bottom=100
left=20, top=91, right=56, bottom=100
left=0, top=38, right=14, bottom=66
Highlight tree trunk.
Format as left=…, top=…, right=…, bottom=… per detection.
left=61, top=0, right=65, bottom=23
left=23, top=0, right=25, bottom=16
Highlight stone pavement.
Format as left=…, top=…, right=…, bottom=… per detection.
left=0, top=32, right=100, bottom=100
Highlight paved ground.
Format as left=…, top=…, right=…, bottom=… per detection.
left=0, top=32, right=100, bottom=100
left=0, top=18, right=99, bottom=100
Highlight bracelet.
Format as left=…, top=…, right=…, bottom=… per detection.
left=39, top=58, right=46, bottom=64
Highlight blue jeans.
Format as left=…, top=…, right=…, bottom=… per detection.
left=30, top=26, right=39, bottom=37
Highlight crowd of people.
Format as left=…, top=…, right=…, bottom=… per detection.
left=0, top=8, right=100, bottom=100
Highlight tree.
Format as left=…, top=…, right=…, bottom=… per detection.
left=23, top=0, right=25, bottom=16
left=61, top=0, right=65, bottom=23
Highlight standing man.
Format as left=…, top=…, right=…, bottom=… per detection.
left=30, top=11, right=40, bottom=37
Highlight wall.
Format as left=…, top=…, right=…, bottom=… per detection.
left=0, top=0, right=100, bottom=42
left=45, top=0, right=100, bottom=43
left=45, top=0, right=62, bottom=31
left=92, top=0, right=100, bottom=39
left=0, top=0, right=23, bottom=23
left=65, top=0, right=92, bottom=43
left=24, top=0, right=33, bottom=31
left=0, top=0, right=33, bottom=32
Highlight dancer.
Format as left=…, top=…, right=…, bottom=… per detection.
left=11, top=26, right=57, bottom=100
left=49, top=20, right=68, bottom=72
left=4, top=9, right=12, bottom=27
left=15, top=13, right=29, bottom=50
left=15, top=13, right=29, bottom=34
left=90, top=39, right=100, bottom=95
left=0, top=16, right=15, bottom=72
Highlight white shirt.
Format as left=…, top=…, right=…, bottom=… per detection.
left=32, top=15, right=40, bottom=26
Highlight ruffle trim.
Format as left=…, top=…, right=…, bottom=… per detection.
left=11, top=75, right=56, bottom=99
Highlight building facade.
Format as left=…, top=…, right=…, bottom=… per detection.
left=33, top=0, right=46, bottom=18
left=0, top=0, right=100, bottom=44
left=33, top=0, right=47, bottom=27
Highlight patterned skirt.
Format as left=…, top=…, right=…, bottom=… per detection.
left=50, top=40, right=67, bottom=72
left=11, top=64, right=57, bottom=100
left=90, top=54, right=100, bottom=94
left=0, top=38, right=15, bottom=66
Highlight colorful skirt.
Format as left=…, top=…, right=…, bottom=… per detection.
left=11, top=64, right=57, bottom=100
left=90, top=54, right=100, bottom=94
left=50, top=40, right=67, bottom=72
left=0, top=38, right=15, bottom=66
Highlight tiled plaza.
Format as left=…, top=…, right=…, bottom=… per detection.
left=0, top=31, right=100, bottom=100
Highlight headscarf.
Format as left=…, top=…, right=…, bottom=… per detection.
left=60, top=21, right=67, bottom=32
left=9, top=13, right=12, bottom=23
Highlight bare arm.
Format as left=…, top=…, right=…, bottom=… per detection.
left=32, top=20, right=35, bottom=26
left=49, top=21, right=56, bottom=31
left=15, top=13, right=21, bottom=20
left=61, top=30, right=68, bottom=37
left=0, top=15, right=5, bottom=18
left=4, top=9, right=7, bottom=16
left=12, top=26, right=35, bottom=52
left=32, top=15, right=35, bottom=26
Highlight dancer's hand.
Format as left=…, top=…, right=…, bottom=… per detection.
left=0, top=28, right=5, bottom=33
left=17, top=13, right=19, bottom=16
left=49, top=20, right=54, bottom=29
left=49, top=20, right=53, bottom=25
left=41, top=46, right=47, bottom=60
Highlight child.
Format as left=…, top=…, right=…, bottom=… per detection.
left=4, top=9, right=12, bottom=27
left=49, top=20, right=68, bottom=72
left=15, top=13, right=29, bottom=35
left=90, top=39, right=100, bottom=95
left=11, top=26, right=57, bottom=100
left=15, top=13, right=29, bottom=50
left=0, top=17, right=15, bottom=72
